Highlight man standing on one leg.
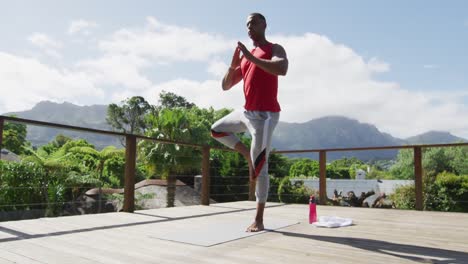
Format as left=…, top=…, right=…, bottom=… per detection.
left=211, top=13, right=288, bottom=232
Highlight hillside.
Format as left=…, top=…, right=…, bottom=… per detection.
left=3, top=101, right=466, bottom=160
left=273, top=116, right=404, bottom=160
left=4, top=101, right=121, bottom=149
left=406, top=131, right=466, bottom=144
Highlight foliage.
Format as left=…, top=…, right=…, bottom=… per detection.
left=0, top=161, right=45, bottom=211
left=326, top=167, right=351, bottom=179
left=289, top=157, right=365, bottom=179
left=289, top=158, right=319, bottom=177
left=277, top=176, right=316, bottom=204
left=426, top=172, right=468, bottom=212
left=366, top=167, right=394, bottom=179
left=389, top=149, right=415, bottom=179
left=68, top=145, right=124, bottom=187
left=2, top=118, right=29, bottom=155
left=40, top=134, right=73, bottom=155
left=103, top=155, right=126, bottom=186
left=390, top=184, right=416, bottom=210
left=141, top=108, right=203, bottom=178
left=140, top=105, right=227, bottom=206
left=210, top=147, right=250, bottom=202
left=390, top=146, right=468, bottom=179
left=158, top=90, right=195, bottom=109
left=106, top=96, right=154, bottom=135
left=268, top=151, right=292, bottom=178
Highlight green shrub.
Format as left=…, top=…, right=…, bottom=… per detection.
left=430, top=172, right=468, bottom=212
left=278, top=176, right=315, bottom=204
left=0, top=161, right=45, bottom=211
left=390, top=184, right=415, bottom=210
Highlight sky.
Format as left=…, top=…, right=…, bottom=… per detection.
left=0, top=0, right=467, bottom=139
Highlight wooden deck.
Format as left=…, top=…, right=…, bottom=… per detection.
left=0, top=201, right=467, bottom=264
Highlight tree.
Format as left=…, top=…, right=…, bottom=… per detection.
left=448, top=146, right=468, bottom=175
left=106, top=96, right=154, bottom=135
left=390, top=149, right=415, bottom=179
left=2, top=118, right=29, bottom=154
left=390, top=147, right=468, bottom=180
left=158, top=90, right=195, bottom=109
left=141, top=108, right=203, bottom=207
left=389, top=146, right=468, bottom=212
left=41, top=134, right=73, bottom=155
left=330, top=157, right=364, bottom=179
left=289, top=159, right=319, bottom=177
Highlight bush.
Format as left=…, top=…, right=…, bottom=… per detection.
left=0, top=161, right=45, bottom=211
left=278, top=176, right=316, bottom=204
left=429, top=172, right=468, bottom=212
left=390, top=184, right=415, bottom=210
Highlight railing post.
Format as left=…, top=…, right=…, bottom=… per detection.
left=319, top=150, right=327, bottom=205
left=0, top=117, right=4, bottom=161
left=123, top=135, right=136, bottom=212
left=201, top=145, right=211, bottom=205
left=414, top=146, right=423, bottom=210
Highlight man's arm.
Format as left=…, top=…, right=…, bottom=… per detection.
left=222, top=47, right=244, bottom=90
left=238, top=42, right=288, bottom=76
left=222, top=66, right=243, bottom=90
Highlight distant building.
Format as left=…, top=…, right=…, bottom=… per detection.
left=0, top=149, right=20, bottom=162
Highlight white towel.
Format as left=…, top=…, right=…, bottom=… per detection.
left=312, top=216, right=353, bottom=228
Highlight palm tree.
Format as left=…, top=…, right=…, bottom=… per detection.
left=141, top=108, right=202, bottom=207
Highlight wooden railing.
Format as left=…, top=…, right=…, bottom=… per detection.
left=1, top=115, right=467, bottom=211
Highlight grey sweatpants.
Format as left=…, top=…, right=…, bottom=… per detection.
left=211, top=110, right=279, bottom=203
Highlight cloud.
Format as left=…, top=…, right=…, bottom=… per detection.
left=28, top=33, right=62, bottom=49
left=28, top=33, right=62, bottom=59
left=2, top=18, right=467, bottom=140
left=0, top=52, right=103, bottom=114
left=68, top=19, right=98, bottom=35
left=98, top=17, right=234, bottom=63
left=143, top=79, right=244, bottom=111
left=270, top=33, right=468, bottom=138
left=207, top=59, right=228, bottom=77
left=77, top=54, right=152, bottom=90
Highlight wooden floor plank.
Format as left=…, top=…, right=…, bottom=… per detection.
left=0, top=202, right=467, bottom=264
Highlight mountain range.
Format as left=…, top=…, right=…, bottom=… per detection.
left=3, top=101, right=466, bottom=160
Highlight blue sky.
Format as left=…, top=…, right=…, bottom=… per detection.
left=0, top=0, right=467, bottom=138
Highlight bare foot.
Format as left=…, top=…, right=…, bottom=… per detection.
left=246, top=221, right=264, bottom=232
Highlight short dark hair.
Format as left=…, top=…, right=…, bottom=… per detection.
left=249, top=13, right=266, bottom=23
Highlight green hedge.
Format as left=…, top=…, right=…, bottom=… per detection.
left=0, top=161, right=45, bottom=211
left=391, top=172, right=468, bottom=212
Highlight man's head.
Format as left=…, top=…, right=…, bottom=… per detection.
left=246, top=13, right=267, bottom=43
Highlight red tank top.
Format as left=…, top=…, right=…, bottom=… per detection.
left=240, top=43, right=281, bottom=112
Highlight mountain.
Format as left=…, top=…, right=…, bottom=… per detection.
left=4, top=101, right=121, bottom=149
left=273, top=116, right=405, bottom=160
left=406, top=131, right=467, bottom=144
left=2, top=101, right=466, bottom=160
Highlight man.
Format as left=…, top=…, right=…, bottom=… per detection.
left=211, top=13, right=288, bottom=232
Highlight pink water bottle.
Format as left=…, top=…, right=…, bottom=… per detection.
left=309, top=195, right=317, bottom=224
